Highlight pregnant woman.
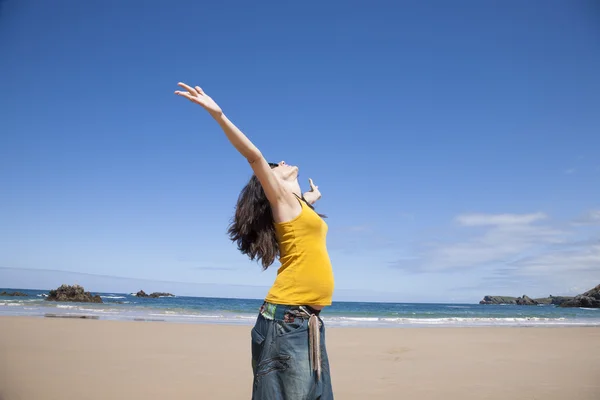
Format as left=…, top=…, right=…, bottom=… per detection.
left=175, top=82, right=335, bottom=399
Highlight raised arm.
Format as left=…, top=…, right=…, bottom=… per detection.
left=175, top=82, right=286, bottom=204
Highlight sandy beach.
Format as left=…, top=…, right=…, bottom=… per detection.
left=1, top=317, right=599, bottom=400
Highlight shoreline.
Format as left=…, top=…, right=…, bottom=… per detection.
left=3, top=312, right=600, bottom=328
left=0, top=313, right=600, bottom=329
left=3, top=289, right=600, bottom=328
left=1, top=316, right=599, bottom=400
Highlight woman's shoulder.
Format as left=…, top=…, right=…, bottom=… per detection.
left=272, top=193, right=304, bottom=225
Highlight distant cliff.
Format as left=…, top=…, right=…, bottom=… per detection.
left=559, top=284, right=600, bottom=308
left=479, top=295, right=572, bottom=306
left=480, top=284, right=599, bottom=307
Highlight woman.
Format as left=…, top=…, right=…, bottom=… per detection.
left=175, top=82, right=335, bottom=399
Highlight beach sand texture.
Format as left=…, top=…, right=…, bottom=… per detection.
left=1, top=317, right=599, bottom=399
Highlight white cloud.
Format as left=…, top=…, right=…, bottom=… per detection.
left=511, top=243, right=599, bottom=275
left=502, top=240, right=600, bottom=294
left=394, top=212, right=598, bottom=282
left=572, top=210, right=600, bottom=226
left=455, top=212, right=547, bottom=227
left=417, top=223, right=564, bottom=272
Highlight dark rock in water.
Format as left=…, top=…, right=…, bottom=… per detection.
left=45, top=284, right=103, bottom=303
left=149, top=292, right=174, bottom=298
left=560, top=284, right=600, bottom=308
left=0, top=291, right=28, bottom=297
left=135, top=290, right=174, bottom=298
left=479, top=296, right=518, bottom=305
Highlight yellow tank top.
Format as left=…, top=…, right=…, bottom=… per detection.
left=264, top=196, right=335, bottom=306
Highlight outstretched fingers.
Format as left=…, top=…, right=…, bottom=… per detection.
left=175, top=83, right=204, bottom=103
left=177, top=82, right=198, bottom=94
left=174, top=91, right=194, bottom=101
left=175, top=82, right=208, bottom=104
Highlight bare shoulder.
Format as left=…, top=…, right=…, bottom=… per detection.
left=270, top=192, right=303, bottom=224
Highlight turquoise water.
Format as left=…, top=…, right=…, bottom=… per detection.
left=1, top=288, right=599, bottom=327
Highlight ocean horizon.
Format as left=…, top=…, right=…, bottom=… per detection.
left=1, top=288, right=599, bottom=328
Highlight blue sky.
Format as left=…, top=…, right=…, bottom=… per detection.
left=1, top=1, right=598, bottom=303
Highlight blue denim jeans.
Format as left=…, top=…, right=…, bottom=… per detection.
left=251, top=302, right=334, bottom=399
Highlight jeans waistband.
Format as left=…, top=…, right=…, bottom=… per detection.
left=259, top=302, right=321, bottom=321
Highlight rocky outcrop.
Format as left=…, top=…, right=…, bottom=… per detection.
left=46, top=284, right=103, bottom=303
left=533, top=297, right=552, bottom=305
left=479, top=296, right=518, bottom=305
left=0, top=291, right=28, bottom=296
left=149, top=292, right=174, bottom=298
left=480, top=294, right=574, bottom=306
left=135, top=290, right=174, bottom=298
left=547, top=296, right=573, bottom=306
left=560, top=284, right=600, bottom=308
left=516, top=295, right=537, bottom=306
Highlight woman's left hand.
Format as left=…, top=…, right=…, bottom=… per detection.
left=175, top=82, right=223, bottom=116
left=303, top=178, right=321, bottom=204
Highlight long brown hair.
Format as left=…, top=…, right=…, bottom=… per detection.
left=227, top=165, right=325, bottom=270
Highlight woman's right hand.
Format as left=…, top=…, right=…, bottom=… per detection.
left=175, top=82, right=223, bottom=116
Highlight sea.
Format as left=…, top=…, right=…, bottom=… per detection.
left=1, top=288, right=599, bottom=328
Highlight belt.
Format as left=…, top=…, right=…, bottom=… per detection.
left=259, top=302, right=323, bottom=380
